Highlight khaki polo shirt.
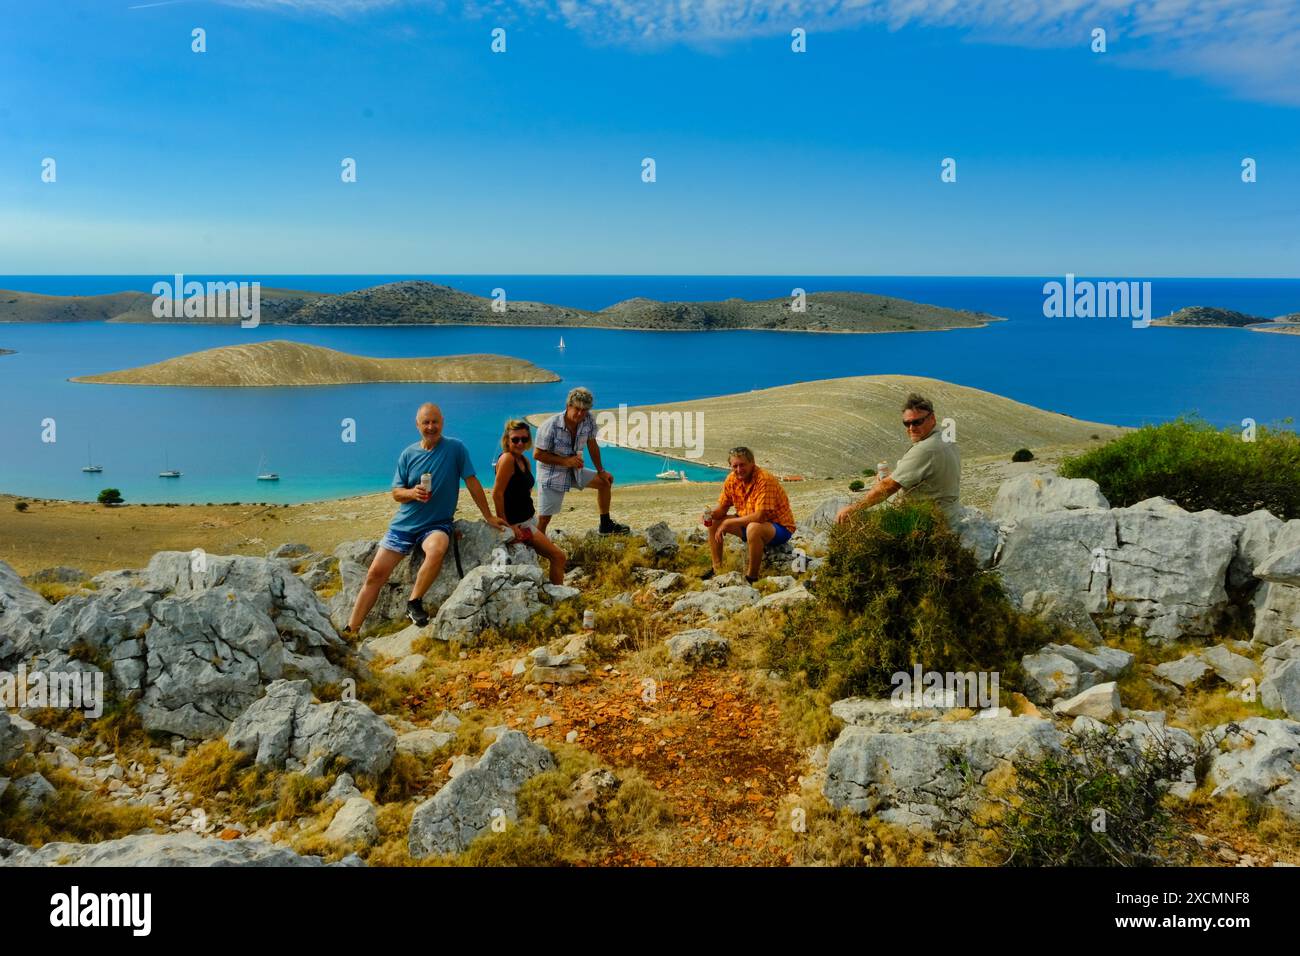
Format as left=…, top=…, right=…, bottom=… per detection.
left=891, top=430, right=961, bottom=517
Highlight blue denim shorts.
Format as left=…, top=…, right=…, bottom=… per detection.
left=739, top=521, right=793, bottom=547
left=379, top=521, right=453, bottom=556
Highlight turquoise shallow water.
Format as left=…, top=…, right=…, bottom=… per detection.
left=0, top=276, right=1297, bottom=504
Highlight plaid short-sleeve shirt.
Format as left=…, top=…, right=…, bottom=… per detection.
left=534, top=411, right=598, bottom=492
left=718, top=466, right=797, bottom=531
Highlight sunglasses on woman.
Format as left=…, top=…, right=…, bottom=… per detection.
left=510, top=435, right=531, bottom=444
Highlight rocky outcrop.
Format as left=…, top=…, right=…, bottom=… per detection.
left=1207, top=718, right=1300, bottom=821
left=324, top=796, right=379, bottom=846
left=408, top=730, right=554, bottom=857
left=1020, top=642, right=1133, bottom=704
left=824, top=714, right=1062, bottom=827
left=991, top=474, right=1109, bottom=523
left=0, top=832, right=359, bottom=867
left=998, top=498, right=1241, bottom=641
left=330, top=521, right=536, bottom=630
left=670, top=585, right=759, bottom=620
left=12, top=551, right=351, bottom=740
left=0, top=560, right=52, bottom=664
left=642, top=522, right=679, bottom=559
left=433, top=565, right=579, bottom=646
left=665, top=628, right=730, bottom=665
left=137, top=590, right=284, bottom=739
left=223, top=679, right=396, bottom=777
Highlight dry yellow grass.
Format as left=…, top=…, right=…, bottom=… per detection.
left=71, top=340, right=559, bottom=387
left=530, top=373, right=1124, bottom=477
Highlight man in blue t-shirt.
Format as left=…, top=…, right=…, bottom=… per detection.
left=343, top=403, right=507, bottom=634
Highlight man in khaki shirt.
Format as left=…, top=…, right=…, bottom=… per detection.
left=836, top=393, right=961, bottom=523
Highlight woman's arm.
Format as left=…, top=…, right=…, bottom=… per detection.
left=492, top=453, right=513, bottom=519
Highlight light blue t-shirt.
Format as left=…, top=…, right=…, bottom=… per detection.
left=389, top=437, right=475, bottom=533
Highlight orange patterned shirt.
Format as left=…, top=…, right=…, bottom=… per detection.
left=719, top=466, right=797, bottom=531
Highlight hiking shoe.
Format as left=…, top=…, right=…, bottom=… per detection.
left=745, top=575, right=759, bottom=585
left=407, top=599, right=430, bottom=627
left=700, top=568, right=716, bottom=581
left=340, top=625, right=358, bottom=642
left=599, top=517, right=631, bottom=535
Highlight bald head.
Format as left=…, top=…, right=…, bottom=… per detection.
left=416, top=404, right=444, bottom=447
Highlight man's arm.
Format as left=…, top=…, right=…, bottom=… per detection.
left=464, top=475, right=508, bottom=529
left=391, top=456, right=424, bottom=503
left=836, top=476, right=902, bottom=523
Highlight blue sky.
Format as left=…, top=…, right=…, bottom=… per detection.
left=1, top=0, right=1298, bottom=276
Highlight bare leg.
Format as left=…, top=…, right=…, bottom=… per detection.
left=410, top=531, right=451, bottom=601
left=347, top=547, right=405, bottom=632
left=744, top=522, right=775, bottom=579
left=530, top=531, right=567, bottom=585
left=590, top=472, right=613, bottom=513
left=708, top=522, right=727, bottom=571
left=537, top=513, right=553, bottom=534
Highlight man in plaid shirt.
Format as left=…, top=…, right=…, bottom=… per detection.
left=534, top=386, right=631, bottom=535
left=704, top=446, right=797, bottom=583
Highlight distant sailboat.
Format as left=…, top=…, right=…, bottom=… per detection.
left=256, top=454, right=279, bottom=482
left=82, top=442, right=103, bottom=473
left=557, top=335, right=566, bottom=350
left=159, top=450, right=181, bottom=478
left=656, top=456, right=684, bottom=481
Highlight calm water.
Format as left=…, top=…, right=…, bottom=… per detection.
left=1, top=275, right=1297, bottom=504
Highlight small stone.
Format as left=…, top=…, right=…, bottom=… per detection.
left=565, top=730, right=579, bottom=744
left=533, top=715, right=554, bottom=730
left=1053, top=682, right=1123, bottom=720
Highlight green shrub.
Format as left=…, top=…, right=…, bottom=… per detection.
left=848, top=480, right=865, bottom=492
left=955, top=726, right=1204, bottom=866
left=97, top=488, right=123, bottom=506
left=1011, top=448, right=1034, bottom=462
left=1060, top=418, right=1300, bottom=518
left=14, top=501, right=27, bottom=512
left=764, top=501, right=1054, bottom=699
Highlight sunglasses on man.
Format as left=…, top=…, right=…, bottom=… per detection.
left=902, top=412, right=933, bottom=429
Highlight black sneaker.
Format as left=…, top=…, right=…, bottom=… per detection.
left=745, top=575, right=759, bottom=584
left=700, top=568, right=716, bottom=581
left=599, top=517, right=631, bottom=535
left=407, top=599, right=430, bottom=627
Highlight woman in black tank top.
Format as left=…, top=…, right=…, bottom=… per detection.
left=492, top=420, right=567, bottom=585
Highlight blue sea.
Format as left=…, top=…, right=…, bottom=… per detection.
left=1, top=275, right=1297, bottom=504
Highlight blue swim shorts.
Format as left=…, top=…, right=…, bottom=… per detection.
left=739, top=522, right=793, bottom=547
left=379, top=521, right=454, bottom=556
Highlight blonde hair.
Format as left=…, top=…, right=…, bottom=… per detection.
left=501, top=419, right=532, bottom=455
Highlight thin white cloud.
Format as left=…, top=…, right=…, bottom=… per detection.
left=218, top=0, right=1300, bottom=105
left=496, top=0, right=1300, bottom=106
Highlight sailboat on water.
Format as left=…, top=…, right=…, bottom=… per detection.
left=557, top=335, right=566, bottom=350
left=256, top=454, right=279, bottom=482
left=82, top=442, right=103, bottom=473
left=159, top=450, right=181, bottom=478
left=656, top=456, right=684, bottom=481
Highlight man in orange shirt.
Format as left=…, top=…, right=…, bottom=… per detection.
left=703, top=446, right=797, bottom=583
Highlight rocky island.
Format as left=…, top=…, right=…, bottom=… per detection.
left=69, top=340, right=560, bottom=387
left=2, top=281, right=1002, bottom=334
left=1153, top=305, right=1300, bottom=333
